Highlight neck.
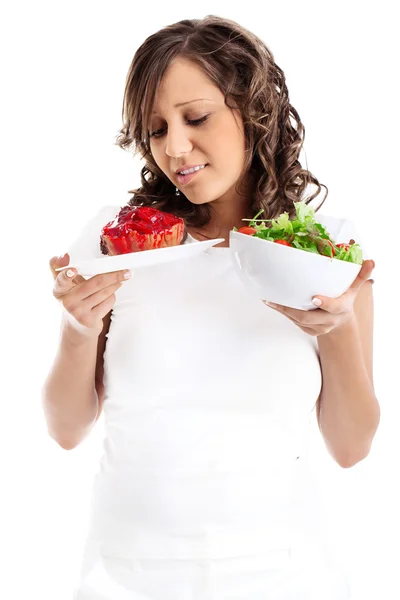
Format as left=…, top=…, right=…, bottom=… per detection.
left=186, top=210, right=248, bottom=248
left=211, top=170, right=256, bottom=231
left=206, top=193, right=252, bottom=238
left=187, top=173, right=255, bottom=244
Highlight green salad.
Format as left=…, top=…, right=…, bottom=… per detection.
left=233, top=200, right=363, bottom=265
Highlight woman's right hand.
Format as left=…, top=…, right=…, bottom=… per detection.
left=49, top=253, right=132, bottom=338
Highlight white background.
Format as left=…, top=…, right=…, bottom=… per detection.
left=1, top=1, right=399, bottom=598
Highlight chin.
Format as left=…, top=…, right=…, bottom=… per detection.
left=185, top=196, right=213, bottom=206
left=184, top=186, right=229, bottom=206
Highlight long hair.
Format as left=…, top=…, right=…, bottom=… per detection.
left=115, top=15, right=328, bottom=227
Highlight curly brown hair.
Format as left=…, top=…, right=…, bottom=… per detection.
left=115, top=15, right=328, bottom=228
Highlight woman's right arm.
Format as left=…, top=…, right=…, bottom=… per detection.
left=41, top=312, right=110, bottom=450
left=41, top=254, right=130, bottom=449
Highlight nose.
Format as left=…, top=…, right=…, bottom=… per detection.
left=165, top=124, right=193, bottom=158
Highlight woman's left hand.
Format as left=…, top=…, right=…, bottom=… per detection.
left=263, top=259, right=375, bottom=337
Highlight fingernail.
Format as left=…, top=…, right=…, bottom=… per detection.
left=312, top=298, right=322, bottom=306
left=124, top=270, right=132, bottom=280
left=66, top=269, right=75, bottom=278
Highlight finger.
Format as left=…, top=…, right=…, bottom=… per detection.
left=49, top=253, right=70, bottom=280
left=310, top=294, right=352, bottom=314
left=349, top=259, right=375, bottom=292
left=311, top=259, right=375, bottom=313
left=53, top=266, right=84, bottom=296
left=264, top=301, right=316, bottom=322
left=81, top=280, right=123, bottom=311
left=263, top=300, right=299, bottom=322
left=91, top=291, right=120, bottom=321
left=78, top=270, right=132, bottom=301
left=50, top=253, right=85, bottom=285
left=263, top=299, right=336, bottom=334
left=264, top=300, right=340, bottom=329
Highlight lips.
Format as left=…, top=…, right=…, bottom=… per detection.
left=176, top=164, right=208, bottom=185
left=175, top=164, right=207, bottom=175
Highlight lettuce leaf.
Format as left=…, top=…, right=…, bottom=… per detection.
left=239, top=200, right=363, bottom=265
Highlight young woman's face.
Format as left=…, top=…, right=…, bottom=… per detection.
left=148, top=58, right=247, bottom=208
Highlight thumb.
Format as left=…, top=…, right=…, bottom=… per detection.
left=49, top=253, right=85, bottom=287
left=49, top=253, right=71, bottom=280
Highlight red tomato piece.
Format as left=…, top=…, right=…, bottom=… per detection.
left=336, top=242, right=350, bottom=251
left=274, top=239, right=292, bottom=247
left=327, top=240, right=336, bottom=255
left=238, top=226, right=257, bottom=235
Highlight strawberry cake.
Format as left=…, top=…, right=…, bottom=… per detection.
left=100, top=205, right=186, bottom=255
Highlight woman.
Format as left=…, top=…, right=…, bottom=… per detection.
left=44, top=15, right=379, bottom=599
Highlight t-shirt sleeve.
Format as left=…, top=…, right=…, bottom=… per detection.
left=66, top=204, right=121, bottom=264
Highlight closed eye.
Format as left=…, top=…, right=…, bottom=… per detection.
left=149, top=115, right=209, bottom=139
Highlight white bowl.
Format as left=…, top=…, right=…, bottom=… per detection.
left=229, top=230, right=362, bottom=310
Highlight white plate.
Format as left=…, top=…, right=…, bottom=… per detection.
left=55, top=238, right=225, bottom=276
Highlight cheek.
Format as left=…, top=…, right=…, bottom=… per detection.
left=208, top=122, right=246, bottom=172
left=149, top=147, right=167, bottom=172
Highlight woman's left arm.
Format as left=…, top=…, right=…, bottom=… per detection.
left=264, top=259, right=380, bottom=468
left=315, top=279, right=380, bottom=468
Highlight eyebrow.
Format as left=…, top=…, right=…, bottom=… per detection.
left=151, top=98, right=213, bottom=115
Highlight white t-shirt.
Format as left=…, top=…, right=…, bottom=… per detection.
left=66, top=204, right=369, bottom=562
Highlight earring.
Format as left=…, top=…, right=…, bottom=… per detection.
left=175, top=186, right=180, bottom=196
